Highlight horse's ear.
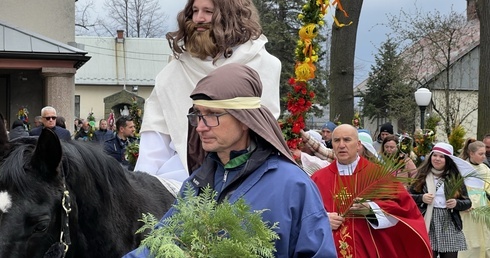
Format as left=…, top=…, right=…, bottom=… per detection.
left=32, top=128, right=63, bottom=179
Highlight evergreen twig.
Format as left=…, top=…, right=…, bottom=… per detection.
left=137, top=185, right=279, bottom=258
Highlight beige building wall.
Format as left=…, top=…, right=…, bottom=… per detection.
left=75, top=36, right=171, bottom=128
left=75, top=85, right=152, bottom=122
left=0, top=0, right=75, bottom=43
left=432, top=90, right=478, bottom=141
left=1, top=0, right=82, bottom=133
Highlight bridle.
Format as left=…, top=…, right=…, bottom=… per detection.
left=43, top=170, right=72, bottom=258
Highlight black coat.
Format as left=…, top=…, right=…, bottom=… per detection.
left=410, top=182, right=471, bottom=230
left=29, top=126, right=71, bottom=141
left=8, top=126, right=29, bottom=140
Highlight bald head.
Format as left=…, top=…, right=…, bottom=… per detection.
left=332, top=124, right=361, bottom=165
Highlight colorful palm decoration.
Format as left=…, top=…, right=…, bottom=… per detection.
left=280, top=0, right=349, bottom=150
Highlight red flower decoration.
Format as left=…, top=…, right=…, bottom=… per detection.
left=279, top=0, right=333, bottom=154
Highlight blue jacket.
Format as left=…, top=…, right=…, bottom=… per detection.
left=94, top=129, right=114, bottom=143
left=103, top=136, right=136, bottom=170
left=124, top=144, right=337, bottom=258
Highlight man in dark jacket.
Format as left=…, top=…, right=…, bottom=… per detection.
left=29, top=106, right=71, bottom=141
left=94, top=119, right=113, bottom=143
left=321, top=121, right=337, bottom=148
left=104, top=116, right=136, bottom=170
left=74, top=120, right=95, bottom=141
left=483, top=134, right=490, bottom=167
left=372, top=122, right=394, bottom=153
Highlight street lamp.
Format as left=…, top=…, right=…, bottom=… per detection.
left=414, top=88, right=432, bottom=129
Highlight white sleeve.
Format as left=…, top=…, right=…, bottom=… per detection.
left=300, top=152, right=331, bottom=176
left=367, top=201, right=399, bottom=229
left=134, top=131, right=189, bottom=182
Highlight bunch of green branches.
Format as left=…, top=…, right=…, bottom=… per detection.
left=448, top=125, right=466, bottom=156
left=443, top=172, right=474, bottom=200
left=136, top=185, right=279, bottom=258
left=446, top=171, right=490, bottom=230
left=443, top=170, right=490, bottom=230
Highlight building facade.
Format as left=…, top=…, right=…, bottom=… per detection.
left=75, top=32, right=172, bottom=123
left=0, top=0, right=88, bottom=132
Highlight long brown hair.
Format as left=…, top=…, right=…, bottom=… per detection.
left=166, top=0, right=262, bottom=63
left=411, top=152, right=463, bottom=197
left=381, top=135, right=400, bottom=160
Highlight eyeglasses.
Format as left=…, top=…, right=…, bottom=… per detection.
left=187, top=112, right=228, bottom=127
left=43, top=116, right=57, bottom=121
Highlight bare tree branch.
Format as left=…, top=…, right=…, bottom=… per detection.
left=102, top=0, right=167, bottom=38
left=388, top=8, right=477, bottom=138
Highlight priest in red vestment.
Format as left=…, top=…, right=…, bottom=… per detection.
left=311, top=124, right=432, bottom=258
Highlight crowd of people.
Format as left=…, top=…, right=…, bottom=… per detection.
left=4, top=105, right=138, bottom=171
left=3, top=0, right=489, bottom=257
left=120, top=0, right=489, bottom=253
left=301, top=121, right=490, bottom=257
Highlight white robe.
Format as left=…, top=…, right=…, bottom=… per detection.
left=460, top=162, right=490, bottom=258
left=135, top=35, right=281, bottom=182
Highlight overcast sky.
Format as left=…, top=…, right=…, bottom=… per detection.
left=158, top=0, right=468, bottom=84
left=354, top=0, right=467, bottom=83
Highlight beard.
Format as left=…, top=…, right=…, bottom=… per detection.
left=185, top=21, right=219, bottom=60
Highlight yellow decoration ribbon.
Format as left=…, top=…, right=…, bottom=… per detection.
left=193, top=97, right=261, bottom=109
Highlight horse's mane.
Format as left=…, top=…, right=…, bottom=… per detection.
left=0, top=141, right=37, bottom=196
left=0, top=130, right=174, bottom=257
left=0, top=138, right=137, bottom=207
left=61, top=141, right=137, bottom=205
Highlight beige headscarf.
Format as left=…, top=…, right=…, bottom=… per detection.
left=189, top=63, right=295, bottom=165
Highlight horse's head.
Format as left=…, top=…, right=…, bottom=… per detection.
left=0, top=128, right=67, bottom=258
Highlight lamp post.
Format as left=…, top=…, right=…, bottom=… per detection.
left=414, top=88, right=432, bottom=129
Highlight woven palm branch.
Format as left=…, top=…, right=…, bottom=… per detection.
left=470, top=206, right=490, bottom=230
left=334, top=158, right=406, bottom=217
left=444, top=171, right=483, bottom=199
left=448, top=171, right=490, bottom=229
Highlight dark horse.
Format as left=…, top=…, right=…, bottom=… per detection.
left=0, top=126, right=175, bottom=257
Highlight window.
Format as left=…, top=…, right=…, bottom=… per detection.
left=75, top=95, right=80, bottom=119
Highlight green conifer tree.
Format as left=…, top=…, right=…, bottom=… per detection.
left=129, top=97, right=143, bottom=134
left=358, top=38, right=417, bottom=133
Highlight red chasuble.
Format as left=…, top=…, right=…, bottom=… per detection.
left=311, top=156, right=432, bottom=258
